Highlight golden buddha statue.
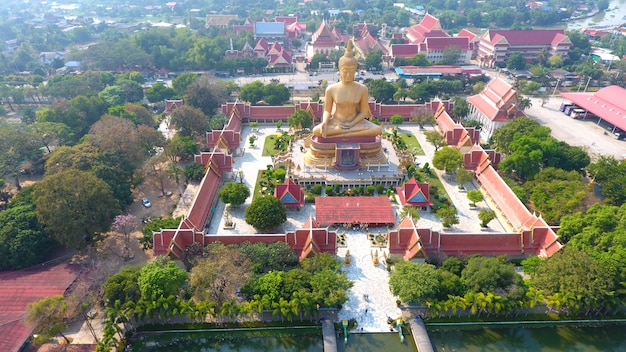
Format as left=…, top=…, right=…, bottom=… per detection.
left=311, top=42, right=383, bottom=139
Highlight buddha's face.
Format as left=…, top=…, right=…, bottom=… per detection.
left=339, top=64, right=357, bottom=83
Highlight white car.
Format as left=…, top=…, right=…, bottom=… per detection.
left=142, top=198, right=152, bottom=208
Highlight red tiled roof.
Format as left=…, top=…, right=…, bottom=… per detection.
left=311, top=20, right=337, bottom=47
left=390, top=44, right=419, bottom=58
left=274, top=178, right=305, bottom=207
left=482, top=29, right=568, bottom=46
left=0, top=264, right=79, bottom=352
left=467, top=78, right=521, bottom=122
left=560, top=86, right=626, bottom=132
left=396, top=177, right=433, bottom=207
left=457, top=28, right=477, bottom=41
left=404, top=14, right=448, bottom=44
left=315, top=196, right=395, bottom=225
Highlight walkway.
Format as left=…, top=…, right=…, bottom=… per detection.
left=409, top=318, right=435, bottom=352
left=322, top=319, right=338, bottom=352
left=337, top=230, right=402, bottom=332
left=401, top=125, right=506, bottom=233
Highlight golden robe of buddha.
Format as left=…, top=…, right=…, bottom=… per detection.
left=311, top=43, right=382, bottom=139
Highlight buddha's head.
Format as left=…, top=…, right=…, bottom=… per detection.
left=338, top=42, right=358, bottom=83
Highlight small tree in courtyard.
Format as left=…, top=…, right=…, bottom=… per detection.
left=467, top=190, right=484, bottom=208
left=455, top=168, right=473, bottom=190
left=219, top=181, right=250, bottom=207
left=432, top=146, right=463, bottom=173
left=287, top=109, right=313, bottom=130
left=479, top=209, right=496, bottom=228
left=245, top=195, right=287, bottom=232
left=390, top=114, right=404, bottom=129
left=437, top=206, right=459, bottom=228
left=425, top=131, right=446, bottom=151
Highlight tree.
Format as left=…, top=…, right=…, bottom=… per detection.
left=184, top=162, right=205, bottom=182
left=0, top=123, right=42, bottom=190
left=432, top=146, right=464, bottom=173
left=491, top=117, right=549, bottom=154
left=164, top=135, right=199, bottom=162
left=548, top=54, right=563, bottom=68
left=425, top=131, right=447, bottom=151
left=0, top=189, right=56, bottom=270
left=518, top=97, right=532, bottom=111
left=172, top=72, right=198, bottom=96
left=190, top=244, right=251, bottom=305
left=478, top=209, right=496, bottom=228
left=533, top=248, right=613, bottom=310
left=137, top=256, right=188, bottom=299
left=218, top=181, right=250, bottom=207
left=451, top=97, right=469, bottom=122
left=239, top=241, right=299, bottom=274
left=34, top=169, right=120, bottom=249
left=137, top=124, right=166, bottom=158
left=287, top=109, right=313, bottom=130
left=436, top=206, right=459, bottom=228
left=367, top=79, right=395, bottom=103
left=462, top=256, right=525, bottom=300
left=146, top=82, right=175, bottom=103
left=245, top=195, right=287, bottom=232
left=103, top=266, right=142, bottom=307
left=587, top=156, right=626, bottom=205
left=184, top=76, right=229, bottom=116
left=170, top=105, right=209, bottom=139
left=209, top=113, right=227, bottom=131
left=26, top=295, right=72, bottom=345
left=262, top=81, right=290, bottom=105
left=390, top=114, right=404, bottom=128
left=111, top=214, right=139, bottom=259
left=506, top=52, right=526, bottom=70
left=29, top=121, right=74, bottom=153
left=239, top=80, right=265, bottom=104
left=389, top=261, right=440, bottom=304
left=140, top=216, right=183, bottom=250
left=441, top=45, right=462, bottom=65
left=467, top=189, right=484, bottom=207
left=87, top=114, right=144, bottom=167
left=455, top=168, right=473, bottom=189
left=45, top=144, right=135, bottom=208
left=364, top=49, right=383, bottom=71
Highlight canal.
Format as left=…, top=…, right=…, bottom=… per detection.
left=428, top=323, right=626, bottom=352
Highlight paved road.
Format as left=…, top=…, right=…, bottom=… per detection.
left=525, top=96, right=626, bottom=160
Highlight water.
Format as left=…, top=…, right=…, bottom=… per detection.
left=337, top=332, right=417, bottom=352
left=129, top=328, right=323, bottom=352
left=429, top=324, right=626, bottom=352
left=567, top=0, right=626, bottom=29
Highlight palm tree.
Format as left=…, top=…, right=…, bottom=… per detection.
left=290, top=295, right=302, bottom=322
left=447, top=295, right=467, bottom=318
left=524, top=287, right=545, bottom=316
left=464, top=292, right=479, bottom=317
left=168, top=164, right=184, bottom=195
left=518, top=97, right=532, bottom=111
left=546, top=293, right=565, bottom=315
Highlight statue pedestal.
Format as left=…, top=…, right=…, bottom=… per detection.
left=304, top=135, right=386, bottom=170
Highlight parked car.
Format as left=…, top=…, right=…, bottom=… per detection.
left=142, top=198, right=152, bottom=208
left=615, top=132, right=626, bottom=140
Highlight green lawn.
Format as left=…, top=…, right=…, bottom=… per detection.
left=398, top=133, right=425, bottom=155
left=261, top=133, right=293, bottom=156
